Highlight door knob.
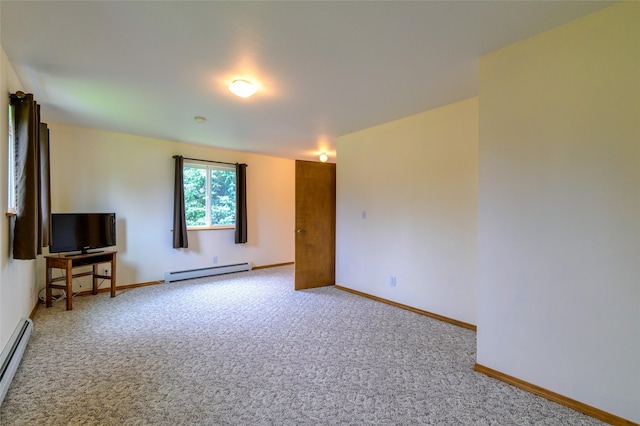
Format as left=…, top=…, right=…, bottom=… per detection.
left=296, top=229, right=306, bottom=234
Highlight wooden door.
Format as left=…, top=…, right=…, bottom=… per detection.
left=294, top=160, right=336, bottom=290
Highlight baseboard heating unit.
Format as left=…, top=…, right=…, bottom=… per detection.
left=164, top=262, right=252, bottom=283
left=0, top=318, right=33, bottom=405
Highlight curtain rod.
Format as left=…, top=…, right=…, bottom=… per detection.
left=173, top=155, right=246, bottom=167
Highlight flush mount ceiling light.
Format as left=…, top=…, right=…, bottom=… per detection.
left=228, top=79, right=257, bottom=98
left=194, top=116, right=206, bottom=123
left=319, top=153, right=328, bottom=163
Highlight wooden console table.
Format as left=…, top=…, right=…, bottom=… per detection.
left=45, top=251, right=117, bottom=311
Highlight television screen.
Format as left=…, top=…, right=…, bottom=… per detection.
left=49, top=213, right=116, bottom=255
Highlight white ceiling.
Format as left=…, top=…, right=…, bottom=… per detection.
left=1, top=1, right=616, bottom=162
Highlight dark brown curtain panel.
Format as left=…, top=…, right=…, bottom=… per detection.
left=39, top=122, right=52, bottom=248
left=10, top=92, right=51, bottom=259
left=235, top=163, right=248, bottom=244
left=172, top=155, right=188, bottom=248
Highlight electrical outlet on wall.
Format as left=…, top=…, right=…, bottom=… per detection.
left=390, top=276, right=396, bottom=287
left=212, top=256, right=218, bottom=264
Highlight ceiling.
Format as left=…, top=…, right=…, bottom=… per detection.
left=1, top=1, right=616, bottom=162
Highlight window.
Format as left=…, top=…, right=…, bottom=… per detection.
left=183, top=162, right=236, bottom=228
left=7, top=103, right=15, bottom=213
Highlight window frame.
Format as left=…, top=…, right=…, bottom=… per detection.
left=7, top=103, right=16, bottom=215
left=183, top=160, right=236, bottom=231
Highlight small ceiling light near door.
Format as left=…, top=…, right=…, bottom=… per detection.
left=229, top=79, right=257, bottom=98
left=194, top=116, right=206, bottom=123
left=319, top=153, right=328, bottom=163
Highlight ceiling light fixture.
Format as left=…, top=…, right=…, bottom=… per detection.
left=194, top=116, right=206, bottom=123
left=229, top=79, right=257, bottom=98
left=319, top=153, right=328, bottom=163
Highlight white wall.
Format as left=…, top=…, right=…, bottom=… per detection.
left=0, top=47, right=39, bottom=350
left=336, top=98, right=478, bottom=325
left=43, top=123, right=295, bottom=289
left=477, top=2, right=639, bottom=422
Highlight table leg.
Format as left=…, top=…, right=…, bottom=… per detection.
left=92, top=264, right=98, bottom=295
left=110, top=255, right=117, bottom=298
left=66, top=262, right=73, bottom=310
left=46, top=262, right=52, bottom=308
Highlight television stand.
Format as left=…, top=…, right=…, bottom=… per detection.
left=45, top=251, right=117, bottom=311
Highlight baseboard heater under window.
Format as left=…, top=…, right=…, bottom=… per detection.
left=164, top=262, right=252, bottom=283
left=0, top=318, right=33, bottom=405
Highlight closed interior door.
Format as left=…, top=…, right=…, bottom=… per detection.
left=294, top=160, right=336, bottom=290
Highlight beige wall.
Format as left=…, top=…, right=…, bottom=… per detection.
left=0, top=47, right=39, bottom=350
left=477, top=2, right=639, bottom=422
left=43, top=123, right=295, bottom=288
left=336, top=97, right=478, bottom=325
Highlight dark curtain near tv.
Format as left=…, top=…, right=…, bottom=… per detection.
left=172, top=155, right=188, bottom=248
left=235, top=163, right=248, bottom=244
left=10, top=93, right=51, bottom=260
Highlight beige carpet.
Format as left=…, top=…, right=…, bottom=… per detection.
left=1, top=265, right=604, bottom=425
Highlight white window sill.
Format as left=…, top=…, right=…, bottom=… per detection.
left=187, top=226, right=235, bottom=231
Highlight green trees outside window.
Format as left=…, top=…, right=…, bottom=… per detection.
left=183, top=163, right=236, bottom=228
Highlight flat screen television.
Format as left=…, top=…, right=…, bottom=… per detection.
left=49, top=213, right=116, bottom=256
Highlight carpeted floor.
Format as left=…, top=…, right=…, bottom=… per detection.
left=1, top=265, right=604, bottom=425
